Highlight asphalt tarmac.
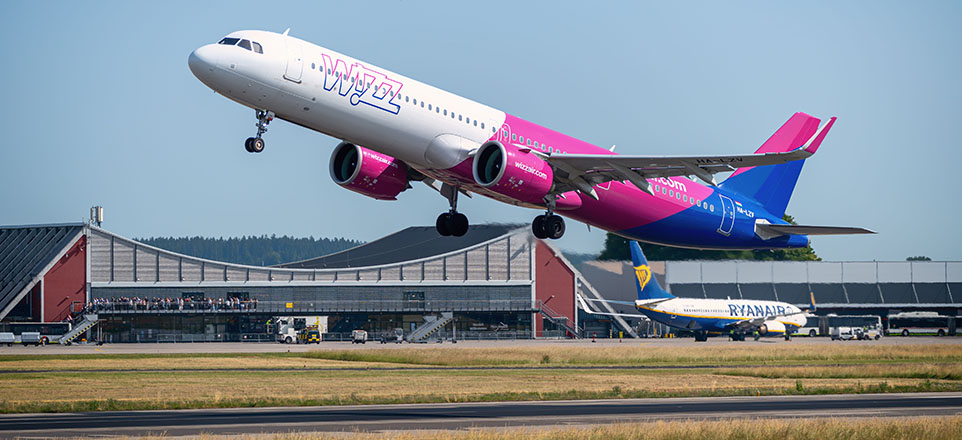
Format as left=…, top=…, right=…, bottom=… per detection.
left=3, top=393, right=961, bottom=438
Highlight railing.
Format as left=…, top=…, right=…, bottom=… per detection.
left=91, top=299, right=536, bottom=314
left=100, top=330, right=536, bottom=343
left=535, top=300, right=579, bottom=338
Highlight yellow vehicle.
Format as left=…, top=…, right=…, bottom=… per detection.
left=297, top=327, right=321, bottom=344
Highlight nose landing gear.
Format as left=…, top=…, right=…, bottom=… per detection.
left=245, top=110, right=274, bottom=153
left=436, top=183, right=469, bottom=237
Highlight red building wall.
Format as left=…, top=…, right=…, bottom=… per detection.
left=42, top=236, right=86, bottom=322
left=534, top=241, right=575, bottom=337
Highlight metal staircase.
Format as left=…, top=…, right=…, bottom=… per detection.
left=536, top=301, right=579, bottom=338
left=406, top=312, right=454, bottom=342
left=60, top=314, right=100, bottom=345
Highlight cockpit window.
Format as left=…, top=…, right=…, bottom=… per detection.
left=252, top=42, right=263, bottom=54
left=238, top=39, right=252, bottom=51
left=218, top=37, right=240, bottom=46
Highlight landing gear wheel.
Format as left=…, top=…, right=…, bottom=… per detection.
left=249, top=137, right=265, bottom=153
left=545, top=215, right=565, bottom=239
left=532, top=215, right=548, bottom=239
left=784, top=334, right=792, bottom=341
left=245, top=137, right=254, bottom=152
left=450, top=213, right=469, bottom=237
left=436, top=213, right=453, bottom=236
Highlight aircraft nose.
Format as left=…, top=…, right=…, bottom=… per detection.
left=188, top=44, right=220, bottom=80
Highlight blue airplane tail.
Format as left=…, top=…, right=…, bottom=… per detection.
left=718, top=113, right=833, bottom=218
left=629, top=241, right=674, bottom=300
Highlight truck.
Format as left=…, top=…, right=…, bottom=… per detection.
left=297, top=327, right=321, bottom=344
left=273, top=316, right=327, bottom=344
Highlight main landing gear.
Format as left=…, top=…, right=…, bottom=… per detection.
left=436, top=184, right=469, bottom=237
left=531, top=199, right=565, bottom=240
left=244, top=110, right=274, bottom=153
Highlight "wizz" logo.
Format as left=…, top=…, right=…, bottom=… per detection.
left=322, top=54, right=403, bottom=114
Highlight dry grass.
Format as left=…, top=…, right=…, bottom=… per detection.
left=136, top=416, right=962, bottom=440
left=0, top=355, right=392, bottom=371
left=0, top=367, right=956, bottom=413
left=304, top=343, right=962, bottom=366
left=724, top=363, right=962, bottom=380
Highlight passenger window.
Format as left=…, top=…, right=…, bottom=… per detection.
left=413, top=99, right=417, bottom=105
left=654, top=185, right=659, bottom=192
left=428, top=104, right=432, bottom=110
left=683, top=195, right=687, bottom=202
left=526, top=139, right=531, bottom=145
left=252, top=42, right=263, bottom=54
left=458, top=115, right=462, bottom=121
left=482, top=123, right=486, bottom=129
left=311, top=63, right=316, bottom=70
left=519, top=136, right=524, bottom=143
left=436, top=107, right=440, bottom=113
left=421, top=101, right=425, bottom=108
left=405, top=96, right=409, bottom=103
left=669, top=190, right=674, bottom=197
left=534, top=141, right=539, bottom=148
left=444, top=109, right=448, bottom=116
left=512, top=134, right=517, bottom=141
left=466, top=117, right=470, bottom=124
left=238, top=39, right=252, bottom=51
left=451, top=112, right=455, bottom=119
left=218, top=38, right=240, bottom=46
left=710, top=205, right=715, bottom=212
left=474, top=120, right=478, bottom=127
left=662, top=187, right=667, bottom=194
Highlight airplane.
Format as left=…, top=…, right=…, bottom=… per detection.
left=188, top=30, right=874, bottom=250
left=578, top=241, right=811, bottom=341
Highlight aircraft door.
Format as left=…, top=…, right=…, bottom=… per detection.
left=716, top=194, right=735, bottom=236
left=283, top=38, right=303, bottom=83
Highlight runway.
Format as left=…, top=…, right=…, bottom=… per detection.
left=3, top=393, right=961, bottom=437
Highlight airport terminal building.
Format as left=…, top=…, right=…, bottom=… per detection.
left=2, top=221, right=959, bottom=342
left=1, top=222, right=634, bottom=342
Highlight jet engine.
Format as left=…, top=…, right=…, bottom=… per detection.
left=472, top=141, right=556, bottom=206
left=756, top=320, right=786, bottom=336
left=329, top=142, right=410, bottom=200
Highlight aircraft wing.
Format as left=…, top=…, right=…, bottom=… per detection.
left=543, top=117, right=834, bottom=198
left=755, top=223, right=876, bottom=240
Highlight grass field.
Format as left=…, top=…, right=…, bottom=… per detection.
left=1, top=343, right=961, bottom=413
left=123, top=417, right=962, bottom=440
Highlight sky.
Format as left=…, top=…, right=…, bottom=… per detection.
left=1, top=1, right=959, bottom=261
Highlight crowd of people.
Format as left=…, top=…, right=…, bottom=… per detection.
left=87, top=296, right=258, bottom=312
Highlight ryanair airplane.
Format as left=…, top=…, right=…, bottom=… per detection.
left=581, top=241, right=812, bottom=342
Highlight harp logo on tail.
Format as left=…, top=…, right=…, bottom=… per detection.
left=635, top=264, right=652, bottom=291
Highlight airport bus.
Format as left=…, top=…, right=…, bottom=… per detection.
left=886, top=312, right=955, bottom=336
left=793, top=314, right=883, bottom=338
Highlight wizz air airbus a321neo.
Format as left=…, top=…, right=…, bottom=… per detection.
left=580, top=242, right=811, bottom=341
left=188, top=30, right=873, bottom=249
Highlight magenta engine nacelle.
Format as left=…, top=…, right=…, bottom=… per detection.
left=330, top=142, right=410, bottom=201
left=472, top=141, right=557, bottom=206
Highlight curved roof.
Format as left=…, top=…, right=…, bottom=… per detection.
left=277, top=224, right=524, bottom=269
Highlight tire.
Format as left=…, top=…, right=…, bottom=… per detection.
left=531, top=215, right=548, bottom=239
left=937, top=329, right=945, bottom=337
left=250, top=137, right=265, bottom=153
left=874, top=335, right=880, bottom=340
left=809, top=329, right=817, bottom=337
left=244, top=137, right=254, bottom=152
left=285, top=336, right=293, bottom=344
left=436, top=213, right=452, bottom=236
left=901, top=329, right=910, bottom=337
left=451, top=213, right=469, bottom=237
left=545, top=215, right=565, bottom=239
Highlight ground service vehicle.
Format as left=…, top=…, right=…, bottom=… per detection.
left=274, top=316, right=328, bottom=344
left=0, top=333, right=15, bottom=346
left=351, top=330, right=368, bottom=344
left=298, top=328, right=321, bottom=344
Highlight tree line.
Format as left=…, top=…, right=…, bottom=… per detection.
left=137, top=235, right=363, bottom=266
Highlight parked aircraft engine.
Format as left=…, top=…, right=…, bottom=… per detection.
left=756, top=320, right=786, bottom=336
left=329, top=142, right=410, bottom=200
left=472, top=141, right=558, bottom=206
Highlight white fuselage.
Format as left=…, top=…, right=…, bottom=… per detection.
left=637, top=297, right=807, bottom=334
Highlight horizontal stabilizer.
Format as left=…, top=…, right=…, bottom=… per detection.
left=755, top=223, right=876, bottom=240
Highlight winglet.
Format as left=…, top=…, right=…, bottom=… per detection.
left=801, top=117, right=836, bottom=154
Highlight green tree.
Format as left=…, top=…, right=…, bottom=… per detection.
left=597, top=214, right=819, bottom=261
left=906, top=256, right=932, bottom=261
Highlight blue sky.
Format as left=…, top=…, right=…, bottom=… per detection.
left=1, top=1, right=959, bottom=261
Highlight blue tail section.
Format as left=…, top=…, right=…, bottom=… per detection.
left=718, top=113, right=827, bottom=218
left=629, top=241, right=674, bottom=300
